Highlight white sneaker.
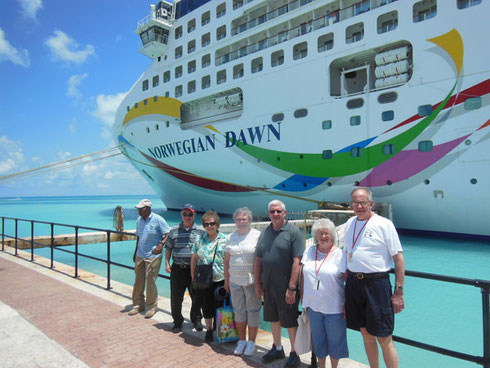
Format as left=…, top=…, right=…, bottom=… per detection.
left=243, top=341, right=256, bottom=356
left=234, top=340, right=247, bottom=355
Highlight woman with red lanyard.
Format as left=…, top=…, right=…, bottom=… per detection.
left=300, top=218, right=349, bottom=368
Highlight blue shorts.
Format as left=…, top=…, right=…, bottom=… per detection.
left=345, top=272, right=394, bottom=337
left=308, top=309, right=349, bottom=359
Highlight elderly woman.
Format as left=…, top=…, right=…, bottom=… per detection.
left=300, top=218, right=349, bottom=368
left=224, top=207, right=261, bottom=356
left=191, top=210, right=227, bottom=342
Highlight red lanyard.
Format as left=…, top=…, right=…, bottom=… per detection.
left=315, top=246, right=333, bottom=276
left=351, top=215, right=372, bottom=252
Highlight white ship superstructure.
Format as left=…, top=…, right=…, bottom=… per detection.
left=113, top=0, right=489, bottom=237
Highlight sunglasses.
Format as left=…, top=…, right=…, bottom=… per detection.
left=269, top=210, right=283, bottom=214
left=182, top=212, right=194, bottom=217
left=203, top=222, right=217, bottom=227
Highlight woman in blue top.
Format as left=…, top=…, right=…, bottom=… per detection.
left=191, top=210, right=227, bottom=342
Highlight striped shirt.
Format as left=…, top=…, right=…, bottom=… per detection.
left=165, top=222, right=205, bottom=265
left=136, top=213, right=170, bottom=259
left=226, top=229, right=261, bottom=286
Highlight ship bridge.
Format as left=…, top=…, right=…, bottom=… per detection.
left=136, top=1, right=174, bottom=60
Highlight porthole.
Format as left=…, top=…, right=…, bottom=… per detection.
left=382, top=110, right=394, bottom=121
left=418, top=104, right=433, bottom=117
left=126, top=106, right=130, bottom=112
left=350, top=147, right=362, bottom=157
left=294, top=109, right=308, bottom=118
left=347, top=98, right=364, bottom=109
left=354, top=181, right=360, bottom=186
left=350, top=116, right=361, bottom=126
left=322, top=120, right=332, bottom=130
left=378, top=92, right=398, bottom=104
left=465, top=139, right=472, bottom=146
left=387, top=180, right=392, bottom=185
left=272, top=113, right=284, bottom=122
left=146, top=127, right=150, bottom=133
left=424, top=179, right=430, bottom=185
left=322, top=150, right=333, bottom=160
left=470, top=178, right=477, bottom=184
left=154, top=96, right=158, bottom=102
left=327, top=182, right=332, bottom=187
left=144, top=99, right=148, bottom=105
left=418, top=140, right=433, bottom=152
left=155, top=124, right=159, bottom=130
left=299, top=154, right=304, bottom=159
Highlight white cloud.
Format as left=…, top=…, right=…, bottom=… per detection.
left=0, top=28, right=30, bottom=67
left=67, top=73, right=88, bottom=98
left=18, top=0, right=43, bottom=20
left=93, top=92, right=127, bottom=126
left=45, top=29, right=95, bottom=64
left=0, top=135, right=25, bottom=174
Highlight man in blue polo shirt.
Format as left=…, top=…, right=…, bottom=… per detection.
left=128, top=199, right=170, bottom=319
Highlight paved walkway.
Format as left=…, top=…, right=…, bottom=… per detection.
left=0, top=248, right=367, bottom=368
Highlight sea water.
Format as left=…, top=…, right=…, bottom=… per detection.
left=0, top=195, right=488, bottom=368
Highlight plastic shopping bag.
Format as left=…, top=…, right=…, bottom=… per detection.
left=216, top=294, right=239, bottom=343
left=294, top=308, right=311, bottom=355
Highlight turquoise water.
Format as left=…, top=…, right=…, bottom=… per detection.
left=1, top=195, right=489, bottom=368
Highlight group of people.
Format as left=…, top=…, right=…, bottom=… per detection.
left=129, top=187, right=405, bottom=368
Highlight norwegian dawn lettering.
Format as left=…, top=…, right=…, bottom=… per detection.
left=146, top=123, right=281, bottom=159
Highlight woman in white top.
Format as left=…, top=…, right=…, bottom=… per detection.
left=224, top=207, right=261, bottom=357
left=301, top=218, right=349, bottom=368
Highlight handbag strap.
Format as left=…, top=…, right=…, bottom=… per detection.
left=209, top=236, right=220, bottom=264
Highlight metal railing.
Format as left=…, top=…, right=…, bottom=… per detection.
left=1, top=215, right=488, bottom=367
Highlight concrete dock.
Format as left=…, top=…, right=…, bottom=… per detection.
left=0, top=246, right=368, bottom=368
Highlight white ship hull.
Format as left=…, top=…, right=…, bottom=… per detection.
left=113, top=0, right=490, bottom=237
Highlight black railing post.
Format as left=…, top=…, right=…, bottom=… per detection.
left=74, top=227, right=79, bottom=278
left=1, top=217, right=4, bottom=251
left=481, top=284, right=490, bottom=368
left=106, top=230, right=111, bottom=290
left=50, top=223, right=54, bottom=269
left=14, top=218, right=18, bottom=256
left=30, top=221, right=34, bottom=261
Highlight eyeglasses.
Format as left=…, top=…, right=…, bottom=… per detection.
left=269, top=210, right=283, bottom=214
left=351, top=201, right=370, bottom=207
left=203, top=222, right=217, bottom=227
left=182, top=212, right=194, bottom=217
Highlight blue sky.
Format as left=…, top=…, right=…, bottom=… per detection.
left=0, top=0, right=157, bottom=196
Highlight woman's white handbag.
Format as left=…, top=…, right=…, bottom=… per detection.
left=294, top=308, right=312, bottom=355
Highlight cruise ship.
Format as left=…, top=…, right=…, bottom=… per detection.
left=112, top=0, right=489, bottom=237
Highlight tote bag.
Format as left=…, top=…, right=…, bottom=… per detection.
left=294, top=308, right=311, bottom=355
left=216, top=294, right=239, bottom=343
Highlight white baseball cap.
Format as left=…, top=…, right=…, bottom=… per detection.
left=135, top=199, right=152, bottom=208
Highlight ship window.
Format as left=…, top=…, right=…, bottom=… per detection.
left=175, top=65, right=183, bottom=79
left=322, top=150, right=333, bottom=160
left=418, top=104, right=433, bottom=116
left=144, top=99, right=148, bottom=105
left=217, top=3, right=226, bottom=18
left=175, top=26, right=182, bottom=40
left=152, top=75, right=159, bottom=87
left=382, top=110, right=394, bottom=121
left=272, top=113, right=284, bottom=122
left=233, top=0, right=244, bottom=10
left=346, top=22, right=364, bottom=44
left=322, top=120, right=332, bottom=130
left=251, top=57, right=263, bottom=73
left=217, top=25, right=226, bottom=40
left=413, top=0, right=437, bottom=22
left=293, top=42, right=308, bottom=60
left=188, top=60, right=196, bottom=74
left=202, top=54, right=211, bottom=68
left=202, top=75, right=211, bottom=89
left=165, top=91, right=169, bottom=97
left=142, top=79, right=149, bottom=91
left=294, top=109, right=308, bottom=118
left=350, top=116, right=361, bottom=126
left=187, top=19, right=196, bottom=33
left=378, top=92, right=398, bottom=103
left=351, top=147, right=362, bottom=157
left=134, top=102, right=138, bottom=108
left=146, top=127, right=150, bottom=133
left=175, top=85, right=182, bottom=98
left=202, top=32, right=211, bottom=47
left=318, top=33, right=334, bottom=53
left=457, top=0, right=482, bottom=9
left=175, top=46, right=182, bottom=59
left=347, top=98, right=364, bottom=109
left=271, top=50, right=284, bottom=67
left=382, top=144, right=395, bottom=155
left=202, top=11, right=211, bottom=26
left=155, top=124, right=159, bottom=130
left=126, top=106, right=129, bottom=112
left=464, top=97, right=481, bottom=110
left=233, top=64, right=244, bottom=79
left=418, top=140, right=433, bottom=152
left=377, top=11, right=398, bottom=34
left=154, top=96, right=158, bottom=102
left=217, top=69, right=226, bottom=84
left=188, top=39, right=196, bottom=54
left=188, top=80, right=196, bottom=94
left=166, top=121, right=170, bottom=128
left=163, top=71, right=170, bottom=83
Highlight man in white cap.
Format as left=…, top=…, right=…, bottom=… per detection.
left=128, top=199, right=170, bottom=318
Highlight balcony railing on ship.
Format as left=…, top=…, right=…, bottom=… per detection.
left=1, top=215, right=489, bottom=368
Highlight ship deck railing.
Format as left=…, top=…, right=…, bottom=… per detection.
left=1, top=215, right=489, bottom=368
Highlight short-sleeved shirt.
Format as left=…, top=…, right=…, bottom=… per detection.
left=344, top=214, right=403, bottom=273
left=226, top=228, right=261, bottom=286
left=165, top=222, right=205, bottom=265
left=136, top=212, right=170, bottom=259
left=192, top=232, right=227, bottom=282
left=301, top=246, right=346, bottom=314
left=255, top=221, right=305, bottom=290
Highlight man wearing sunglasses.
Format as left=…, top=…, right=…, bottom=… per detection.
left=254, top=199, right=305, bottom=368
left=165, top=203, right=205, bottom=333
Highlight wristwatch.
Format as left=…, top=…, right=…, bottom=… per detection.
left=287, top=286, right=297, bottom=291
left=395, top=285, right=403, bottom=291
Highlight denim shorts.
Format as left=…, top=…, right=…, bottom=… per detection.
left=308, top=309, right=349, bottom=359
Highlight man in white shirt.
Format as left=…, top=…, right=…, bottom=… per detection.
left=344, top=188, right=405, bottom=368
